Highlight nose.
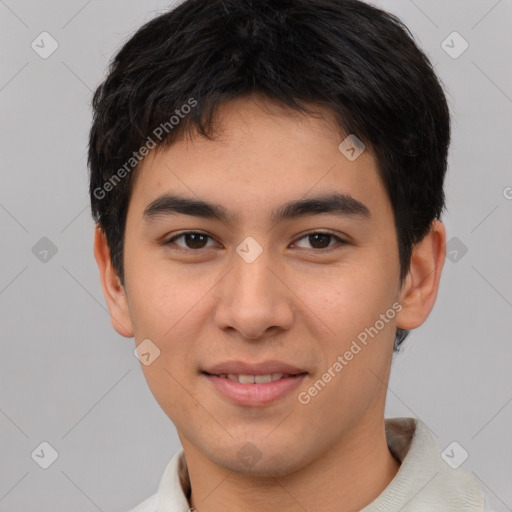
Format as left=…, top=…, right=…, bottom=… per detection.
left=213, top=245, right=294, bottom=340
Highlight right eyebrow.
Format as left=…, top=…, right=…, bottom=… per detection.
left=142, top=192, right=371, bottom=226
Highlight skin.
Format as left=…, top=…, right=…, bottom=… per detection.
left=94, top=93, right=446, bottom=512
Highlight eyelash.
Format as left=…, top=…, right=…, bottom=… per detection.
left=161, top=230, right=348, bottom=252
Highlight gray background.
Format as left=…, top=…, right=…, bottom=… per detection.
left=0, top=0, right=511, bottom=510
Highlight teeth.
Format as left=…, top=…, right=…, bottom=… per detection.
left=219, top=373, right=288, bottom=383
left=239, top=374, right=256, bottom=384
left=255, top=374, right=272, bottom=384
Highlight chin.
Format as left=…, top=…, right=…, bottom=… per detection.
left=207, top=438, right=310, bottom=478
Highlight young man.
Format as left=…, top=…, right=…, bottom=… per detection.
left=88, top=0, right=500, bottom=510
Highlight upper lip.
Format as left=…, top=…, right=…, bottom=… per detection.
left=203, top=360, right=308, bottom=376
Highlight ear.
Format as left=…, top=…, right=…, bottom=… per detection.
left=93, top=225, right=134, bottom=338
left=396, top=219, right=446, bottom=330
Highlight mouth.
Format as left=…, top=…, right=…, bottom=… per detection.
left=202, top=371, right=307, bottom=384
left=201, top=368, right=308, bottom=406
left=202, top=360, right=308, bottom=378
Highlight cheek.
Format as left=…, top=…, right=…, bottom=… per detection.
left=125, top=264, right=200, bottom=420
left=125, top=256, right=214, bottom=372
left=302, top=265, right=393, bottom=333
left=124, top=247, right=191, bottom=334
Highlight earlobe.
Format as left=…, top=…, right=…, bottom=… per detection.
left=93, top=226, right=134, bottom=338
left=396, top=220, right=446, bottom=331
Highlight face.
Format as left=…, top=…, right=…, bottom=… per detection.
left=102, top=95, right=423, bottom=476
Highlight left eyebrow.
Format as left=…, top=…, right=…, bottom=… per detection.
left=271, top=192, right=371, bottom=224
left=142, top=192, right=371, bottom=226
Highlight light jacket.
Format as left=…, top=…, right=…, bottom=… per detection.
left=127, top=417, right=505, bottom=511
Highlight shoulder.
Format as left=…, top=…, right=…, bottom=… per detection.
left=124, top=492, right=158, bottom=512
left=122, top=449, right=189, bottom=512
left=482, top=488, right=511, bottom=512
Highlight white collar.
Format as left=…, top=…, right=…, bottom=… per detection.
left=142, top=417, right=485, bottom=512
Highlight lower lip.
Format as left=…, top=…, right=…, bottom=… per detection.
left=203, top=373, right=307, bottom=407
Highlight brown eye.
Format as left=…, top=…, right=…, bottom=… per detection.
left=307, top=233, right=332, bottom=249
left=162, top=230, right=347, bottom=252
left=164, top=232, right=215, bottom=250
left=293, top=231, right=347, bottom=250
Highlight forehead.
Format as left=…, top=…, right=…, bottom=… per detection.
left=128, top=96, right=390, bottom=223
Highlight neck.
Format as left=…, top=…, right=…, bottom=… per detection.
left=180, top=415, right=400, bottom=512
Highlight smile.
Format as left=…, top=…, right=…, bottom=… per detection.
left=210, top=373, right=297, bottom=383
